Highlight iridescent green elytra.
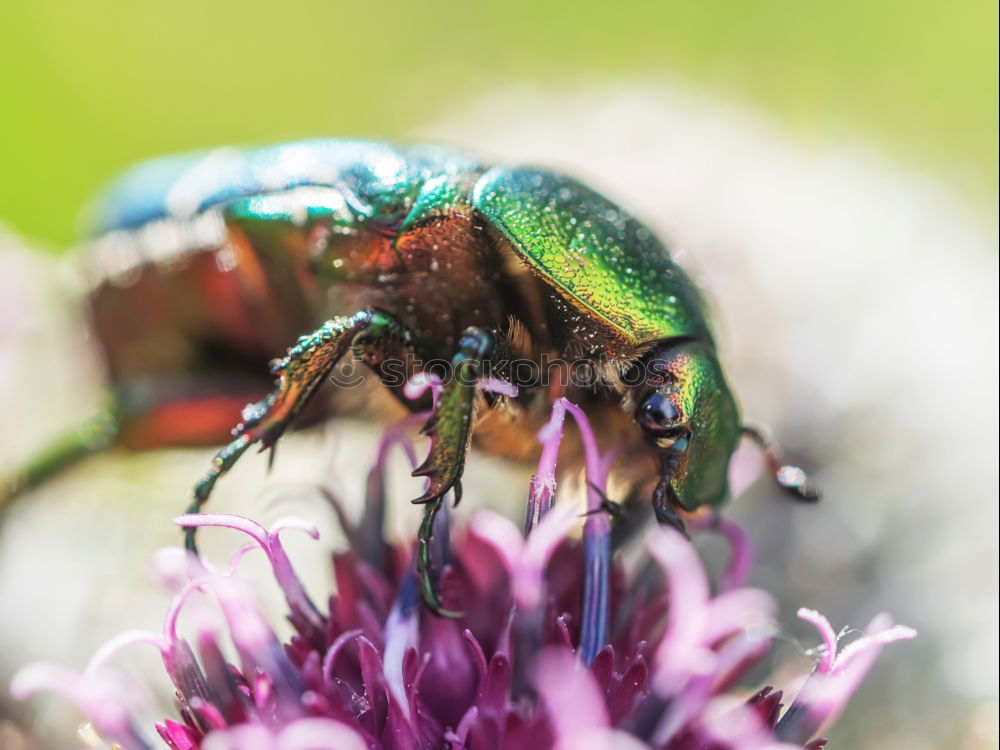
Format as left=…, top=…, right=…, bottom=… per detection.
left=472, top=168, right=738, bottom=514
left=7, top=139, right=817, bottom=614
left=474, top=169, right=712, bottom=347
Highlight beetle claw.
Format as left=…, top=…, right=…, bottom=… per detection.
left=411, top=446, right=459, bottom=505
left=651, top=467, right=689, bottom=539
left=741, top=425, right=821, bottom=502
left=416, top=497, right=463, bottom=618
left=653, top=502, right=688, bottom=537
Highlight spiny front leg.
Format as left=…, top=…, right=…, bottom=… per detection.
left=412, top=327, right=497, bottom=504
left=185, top=308, right=412, bottom=552
left=412, top=326, right=498, bottom=615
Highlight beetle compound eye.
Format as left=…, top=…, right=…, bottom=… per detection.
left=638, top=392, right=681, bottom=435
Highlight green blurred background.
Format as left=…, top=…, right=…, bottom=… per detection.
left=1, top=0, right=996, bottom=247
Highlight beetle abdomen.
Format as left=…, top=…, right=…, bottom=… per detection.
left=84, top=140, right=481, bottom=285
left=88, top=140, right=480, bottom=233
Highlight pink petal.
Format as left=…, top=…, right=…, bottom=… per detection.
left=702, top=588, right=776, bottom=645
left=471, top=505, right=578, bottom=608
left=269, top=516, right=321, bottom=540
left=149, top=547, right=196, bottom=592
left=727, top=440, right=766, bottom=498
left=156, top=718, right=200, bottom=750
left=558, top=399, right=605, bottom=512
left=175, top=513, right=269, bottom=549
left=375, top=416, right=424, bottom=471
left=85, top=630, right=168, bottom=674
left=536, top=648, right=609, bottom=739
left=403, top=371, right=443, bottom=408
left=706, top=700, right=800, bottom=750
left=277, top=717, right=368, bottom=750
left=10, top=664, right=145, bottom=748
left=163, top=578, right=214, bottom=672
left=528, top=402, right=571, bottom=530
left=781, top=612, right=916, bottom=742
left=479, top=376, right=519, bottom=397
left=225, top=543, right=259, bottom=576
left=522, top=503, right=578, bottom=574
left=692, top=514, right=754, bottom=592
left=321, top=628, right=363, bottom=689
left=175, top=513, right=324, bottom=634
left=383, top=603, right=419, bottom=717
left=554, top=728, right=651, bottom=750
left=469, top=510, right=525, bottom=572
left=646, top=525, right=713, bottom=693
left=797, top=608, right=839, bottom=673
left=834, top=619, right=917, bottom=672
left=201, top=724, right=273, bottom=750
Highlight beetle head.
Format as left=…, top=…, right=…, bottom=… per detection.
left=631, top=340, right=741, bottom=518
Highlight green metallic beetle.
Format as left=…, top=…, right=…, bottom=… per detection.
left=10, top=139, right=817, bottom=612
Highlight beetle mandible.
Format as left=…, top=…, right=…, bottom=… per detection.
left=10, top=139, right=818, bottom=613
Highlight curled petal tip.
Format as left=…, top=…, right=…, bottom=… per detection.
left=270, top=516, right=321, bottom=540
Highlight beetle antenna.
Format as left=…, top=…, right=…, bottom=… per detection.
left=741, top=425, right=820, bottom=502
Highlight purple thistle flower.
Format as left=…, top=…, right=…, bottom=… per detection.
left=10, top=394, right=914, bottom=749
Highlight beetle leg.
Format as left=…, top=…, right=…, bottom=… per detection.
left=411, top=327, right=497, bottom=504
left=581, top=481, right=625, bottom=519
left=652, top=497, right=689, bottom=537
left=2, top=411, right=118, bottom=511
left=740, top=425, right=821, bottom=501
left=411, top=326, right=498, bottom=615
left=186, top=308, right=413, bottom=552
left=651, top=450, right=690, bottom=537
left=416, top=496, right=463, bottom=618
